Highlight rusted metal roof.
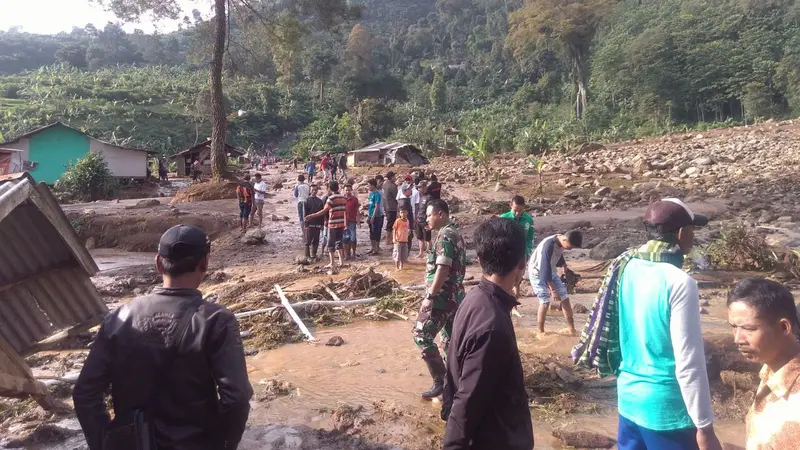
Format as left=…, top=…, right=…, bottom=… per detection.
left=0, top=173, right=105, bottom=355
left=173, top=139, right=246, bottom=157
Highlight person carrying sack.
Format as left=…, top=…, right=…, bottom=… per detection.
left=73, top=225, right=253, bottom=450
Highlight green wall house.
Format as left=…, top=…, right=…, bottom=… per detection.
left=0, top=122, right=151, bottom=184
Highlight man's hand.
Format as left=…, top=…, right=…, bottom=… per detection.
left=421, top=298, right=433, bottom=313
left=697, top=425, right=723, bottom=450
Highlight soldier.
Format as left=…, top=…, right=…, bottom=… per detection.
left=413, top=199, right=466, bottom=400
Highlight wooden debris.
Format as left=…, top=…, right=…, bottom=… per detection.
left=720, top=370, right=759, bottom=391
left=386, top=309, right=409, bottom=321
left=234, top=307, right=279, bottom=319
left=275, top=284, right=315, bottom=342
left=546, top=362, right=582, bottom=386
left=290, top=297, right=378, bottom=308
left=319, top=283, right=343, bottom=302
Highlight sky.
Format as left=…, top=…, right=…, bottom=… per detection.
left=0, top=0, right=210, bottom=34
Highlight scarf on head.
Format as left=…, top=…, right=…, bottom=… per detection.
left=571, top=240, right=684, bottom=377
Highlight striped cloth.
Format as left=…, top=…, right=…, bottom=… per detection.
left=571, top=240, right=685, bottom=377
left=326, top=194, right=347, bottom=229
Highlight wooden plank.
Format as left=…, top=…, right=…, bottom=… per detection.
left=318, top=283, right=342, bottom=302
left=275, top=285, right=316, bottom=342
left=0, top=372, right=50, bottom=397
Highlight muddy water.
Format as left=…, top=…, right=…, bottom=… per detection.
left=91, top=248, right=157, bottom=272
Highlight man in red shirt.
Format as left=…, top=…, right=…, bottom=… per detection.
left=304, top=181, right=347, bottom=274
left=343, top=184, right=360, bottom=260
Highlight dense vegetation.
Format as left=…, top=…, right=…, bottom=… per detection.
left=1, top=0, right=799, bottom=158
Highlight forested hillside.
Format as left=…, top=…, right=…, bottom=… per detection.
left=1, top=0, right=799, bottom=157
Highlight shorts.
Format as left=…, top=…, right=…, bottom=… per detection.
left=328, top=227, right=344, bottom=250
left=415, top=222, right=431, bottom=241
left=239, top=202, right=252, bottom=219
left=369, top=216, right=384, bottom=242
left=393, top=243, right=409, bottom=262
left=385, top=210, right=398, bottom=232
left=343, top=222, right=357, bottom=244
left=530, top=273, right=569, bottom=305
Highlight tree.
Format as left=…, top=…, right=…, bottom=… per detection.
left=507, top=0, right=613, bottom=119
left=346, top=24, right=375, bottom=77
left=429, top=70, right=446, bottom=112
left=306, top=44, right=338, bottom=103
left=55, top=44, right=87, bottom=68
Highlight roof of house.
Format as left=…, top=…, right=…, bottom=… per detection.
left=350, top=142, right=421, bottom=154
left=0, top=147, right=22, bottom=153
left=0, top=122, right=152, bottom=154
left=0, top=172, right=106, bottom=357
left=174, top=139, right=246, bottom=157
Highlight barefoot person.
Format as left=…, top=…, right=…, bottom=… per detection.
left=413, top=199, right=466, bottom=399
left=304, top=184, right=325, bottom=261
left=441, top=218, right=533, bottom=449
left=251, top=173, right=267, bottom=227
left=500, top=195, right=535, bottom=298
left=343, top=184, right=360, bottom=260
left=414, top=181, right=431, bottom=258
left=367, top=178, right=384, bottom=255
left=236, top=175, right=254, bottom=233
left=572, top=198, right=721, bottom=450
left=528, top=231, right=582, bottom=337
left=728, top=278, right=800, bottom=450
left=304, top=181, right=347, bottom=274
left=393, top=209, right=411, bottom=271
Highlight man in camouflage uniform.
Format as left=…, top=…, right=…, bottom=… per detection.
left=413, top=199, right=466, bottom=399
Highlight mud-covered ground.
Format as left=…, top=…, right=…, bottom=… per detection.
left=4, top=123, right=800, bottom=449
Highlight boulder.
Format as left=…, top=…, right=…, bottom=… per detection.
left=684, top=167, right=700, bottom=176
left=136, top=199, right=161, bottom=207
left=326, top=336, right=345, bottom=346
left=589, top=235, right=634, bottom=260
left=594, top=187, right=611, bottom=196
left=695, top=156, right=714, bottom=166
left=242, top=228, right=266, bottom=245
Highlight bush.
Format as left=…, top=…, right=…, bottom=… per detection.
left=55, top=152, right=119, bottom=202
left=703, top=225, right=777, bottom=271
left=516, top=120, right=553, bottom=155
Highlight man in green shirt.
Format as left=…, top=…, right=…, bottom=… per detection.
left=413, top=199, right=466, bottom=400
left=500, top=195, right=535, bottom=298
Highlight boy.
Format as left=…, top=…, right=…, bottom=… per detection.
left=251, top=173, right=267, bottom=227
left=367, top=179, right=385, bottom=255
left=393, top=209, right=411, bottom=271
left=304, top=181, right=347, bottom=274
left=343, top=184, right=360, bottom=260
left=528, top=231, right=583, bottom=338
left=236, top=175, right=255, bottom=233
left=499, top=195, right=535, bottom=298
left=304, top=184, right=325, bottom=261
left=304, top=158, right=316, bottom=184
left=293, top=175, right=310, bottom=234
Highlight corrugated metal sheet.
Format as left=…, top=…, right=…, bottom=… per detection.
left=0, top=173, right=107, bottom=378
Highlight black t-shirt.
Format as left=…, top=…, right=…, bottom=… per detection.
left=427, top=182, right=442, bottom=201
left=305, top=196, right=325, bottom=227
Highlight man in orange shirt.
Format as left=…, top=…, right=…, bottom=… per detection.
left=393, top=209, right=411, bottom=271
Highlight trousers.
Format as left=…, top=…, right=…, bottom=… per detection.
left=412, top=307, right=455, bottom=360
left=617, top=414, right=698, bottom=450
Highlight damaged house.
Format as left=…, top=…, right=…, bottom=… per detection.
left=346, top=142, right=429, bottom=167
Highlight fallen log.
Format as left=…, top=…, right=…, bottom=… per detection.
left=290, top=297, right=378, bottom=308
left=275, top=284, right=316, bottom=342
left=319, top=283, right=343, bottom=302
left=385, top=309, right=409, bottom=321
left=234, top=307, right=279, bottom=319
left=720, top=370, right=759, bottom=391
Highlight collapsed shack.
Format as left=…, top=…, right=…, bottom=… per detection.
left=0, top=173, right=108, bottom=436
left=212, top=267, right=421, bottom=351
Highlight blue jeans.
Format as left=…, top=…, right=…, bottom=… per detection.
left=343, top=221, right=357, bottom=244
left=618, top=415, right=698, bottom=450
left=530, top=273, right=568, bottom=305
left=297, top=202, right=305, bottom=230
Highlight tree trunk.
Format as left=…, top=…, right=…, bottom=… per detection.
left=572, top=52, right=588, bottom=120
left=319, top=79, right=324, bottom=103
left=209, top=0, right=228, bottom=180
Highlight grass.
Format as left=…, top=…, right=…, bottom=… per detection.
left=702, top=224, right=777, bottom=271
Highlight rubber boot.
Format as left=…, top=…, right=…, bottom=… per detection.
left=421, top=356, right=446, bottom=399
left=304, top=245, right=311, bottom=262
left=311, top=244, right=318, bottom=261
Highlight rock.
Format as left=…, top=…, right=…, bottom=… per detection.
left=589, top=235, right=634, bottom=260
left=271, top=214, right=280, bottom=222
left=569, top=220, right=592, bottom=229
left=695, top=156, right=714, bottom=166
left=493, top=181, right=504, bottom=192
left=242, top=228, right=266, bottom=245
left=758, top=210, right=778, bottom=224
left=326, top=336, right=345, bottom=346
left=573, top=303, right=589, bottom=314
left=562, top=190, right=579, bottom=199
left=699, top=308, right=709, bottom=315
left=594, top=186, right=611, bottom=196
left=137, top=198, right=161, bottom=207
left=552, top=429, right=615, bottom=449
left=684, top=167, right=700, bottom=175
left=294, top=255, right=310, bottom=265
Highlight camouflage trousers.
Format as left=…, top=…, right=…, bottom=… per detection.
left=412, top=307, right=456, bottom=360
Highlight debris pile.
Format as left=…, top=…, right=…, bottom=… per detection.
left=331, top=267, right=399, bottom=299
left=705, top=334, right=759, bottom=420
left=255, top=379, right=294, bottom=402
left=170, top=181, right=238, bottom=203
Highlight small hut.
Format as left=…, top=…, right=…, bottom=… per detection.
left=173, top=140, right=246, bottom=176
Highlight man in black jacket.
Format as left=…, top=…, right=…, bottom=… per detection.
left=442, top=218, right=534, bottom=450
left=73, top=225, right=252, bottom=450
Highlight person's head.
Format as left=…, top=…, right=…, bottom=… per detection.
left=426, top=199, right=450, bottom=230
left=558, top=230, right=583, bottom=250
left=328, top=181, right=340, bottom=193
left=386, top=171, right=395, bottom=181
left=367, top=178, right=378, bottom=191
left=643, top=198, right=709, bottom=252
left=728, top=278, right=800, bottom=366
left=404, top=174, right=413, bottom=184
left=399, top=209, right=408, bottom=220
left=311, top=184, right=319, bottom=195
left=401, top=183, right=412, bottom=195
left=155, top=225, right=210, bottom=288
left=430, top=174, right=438, bottom=183
left=474, top=217, right=527, bottom=287
left=344, top=184, right=353, bottom=197
left=254, top=173, right=261, bottom=181
left=510, top=195, right=526, bottom=218
left=243, top=174, right=250, bottom=182
left=298, top=174, right=305, bottom=183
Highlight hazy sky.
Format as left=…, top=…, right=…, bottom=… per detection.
left=0, top=0, right=209, bottom=34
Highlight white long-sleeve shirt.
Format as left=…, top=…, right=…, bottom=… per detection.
left=293, top=183, right=309, bottom=202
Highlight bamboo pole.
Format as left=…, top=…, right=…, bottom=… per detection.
left=275, top=284, right=316, bottom=342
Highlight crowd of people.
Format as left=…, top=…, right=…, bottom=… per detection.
left=71, top=155, right=800, bottom=450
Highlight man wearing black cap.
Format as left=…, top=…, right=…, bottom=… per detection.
left=571, top=199, right=722, bottom=450
left=73, top=225, right=252, bottom=450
